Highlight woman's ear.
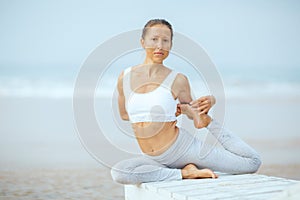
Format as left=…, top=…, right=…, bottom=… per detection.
left=140, top=38, right=145, bottom=49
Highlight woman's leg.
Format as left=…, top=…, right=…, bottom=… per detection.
left=174, top=119, right=261, bottom=174
left=111, top=156, right=182, bottom=184
left=205, top=119, right=261, bottom=173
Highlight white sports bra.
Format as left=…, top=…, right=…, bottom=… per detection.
left=123, top=67, right=178, bottom=123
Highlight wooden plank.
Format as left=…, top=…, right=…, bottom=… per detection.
left=174, top=179, right=294, bottom=200
left=187, top=182, right=294, bottom=200
left=159, top=177, right=275, bottom=199
left=170, top=182, right=291, bottom=200
left=145, top=174, right=263, bottom=192
left=221, top=191, right=284, bottom=200
left=143, top=174, right=259, bottom=198
left=125, top=174, right=300, bottom=200
left=159, top=174, right=288, bottom=199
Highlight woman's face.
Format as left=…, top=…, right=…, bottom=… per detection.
left=141, top=24, right=172, bottom=64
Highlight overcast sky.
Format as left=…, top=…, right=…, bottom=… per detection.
left=1, top=0, right=299, bottom=70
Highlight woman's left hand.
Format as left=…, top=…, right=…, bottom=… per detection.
left=175, top=104, right=182, bottom=117
left=190, top=95, right=216, bottom=114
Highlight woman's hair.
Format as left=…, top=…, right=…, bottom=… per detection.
left=142, top=19, right=173, bottom=41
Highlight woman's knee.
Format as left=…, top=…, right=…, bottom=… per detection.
left=238, top=156, right=262, bottom=174
left=110, top=167, right=138, bottom=185
left=111, top=168, right=128, bottom=184
left=250, top=156, right=262, bottom=173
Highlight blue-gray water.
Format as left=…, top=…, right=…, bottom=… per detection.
left=1, top=61, right=300, bottom=169
left=0, top=67, right=299, bottom=100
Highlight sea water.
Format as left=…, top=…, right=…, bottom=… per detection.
left=0, top=52, right=300, bottom=169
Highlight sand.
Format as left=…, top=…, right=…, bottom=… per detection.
left=1, top=97, right=299, bottom=199
left=0, top=168, right=123, bottom=200
left=1, top=164, right=299, bottom=200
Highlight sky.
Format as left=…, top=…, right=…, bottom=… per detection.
left=0, top=0, right=300, bottom=71
left=0, top=0, right=299, bottom=172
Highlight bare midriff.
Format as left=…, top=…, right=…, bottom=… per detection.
left=132, top=121, right=179, bottom=156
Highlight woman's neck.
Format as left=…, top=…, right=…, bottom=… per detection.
left=141, top=62, right=164, bottom=78
left=143, top=57, right=163, bottom=65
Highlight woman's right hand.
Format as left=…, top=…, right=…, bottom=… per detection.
left=178, top=103, right=211, bottom=129
left=177, top=103, right=193, bottom=119
left=190, top=95, right=215, bottom=114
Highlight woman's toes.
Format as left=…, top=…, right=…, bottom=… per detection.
left=198, top=168, right=217, bottom=179
left=182, top=164, right=218, bottom=179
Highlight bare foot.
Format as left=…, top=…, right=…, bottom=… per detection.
left=193, top=114, right=211, bottom=129
left=178, top=104, right=211, bottom=129
left=181, top=164, right=218, bottom=179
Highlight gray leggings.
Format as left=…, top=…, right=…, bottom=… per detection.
left=111, top=120, right=261, bottom=184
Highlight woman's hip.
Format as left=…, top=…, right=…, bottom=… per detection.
left=143, top=127, right=199, bottom=166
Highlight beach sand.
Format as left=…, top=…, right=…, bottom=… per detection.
left=0, top=168, right=123, bottom=200
left=1, top=164, right=299, bottom=200
left=0, top=97, right=299, bottom=199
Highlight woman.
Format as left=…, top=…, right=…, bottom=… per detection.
left=111, top=19, right=261, bottom=184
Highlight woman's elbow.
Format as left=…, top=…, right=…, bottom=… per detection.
left=193, top=118, right=201, bottom=129
left=121, top=114, right=129, bottom=121
left=194, top=121, right=203, bottom=129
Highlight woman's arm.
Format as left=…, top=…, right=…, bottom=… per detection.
left=173, top=73, right=213, bottom=128
left=117, top=71, right=129, bottom=121
left=173, top=73, right=194, bottom=118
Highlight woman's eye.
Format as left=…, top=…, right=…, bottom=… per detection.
left=152, top=38, right=157, bottom=41
left=163, top=39, right=169, bottom=42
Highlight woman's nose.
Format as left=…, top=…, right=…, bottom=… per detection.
left=156, top=40, right=163, bottom=49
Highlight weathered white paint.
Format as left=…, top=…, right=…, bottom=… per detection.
left=125, top=174, right=300, bottom=200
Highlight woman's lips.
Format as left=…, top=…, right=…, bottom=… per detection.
left=154, top=52, right=164, bottom=55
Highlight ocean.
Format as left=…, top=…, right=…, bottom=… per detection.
left=1, top=51, right=300, bottom=99
left=0, top=53, right=300, bottom=170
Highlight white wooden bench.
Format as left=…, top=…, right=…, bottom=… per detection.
left=125, top=173, right=300, bottom=200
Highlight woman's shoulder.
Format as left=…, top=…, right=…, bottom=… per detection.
left=119, top=65, right=136, bottom=77
left=173, top=71, right=188, bottom=80
left=173, top=72, right=190, bottom=86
